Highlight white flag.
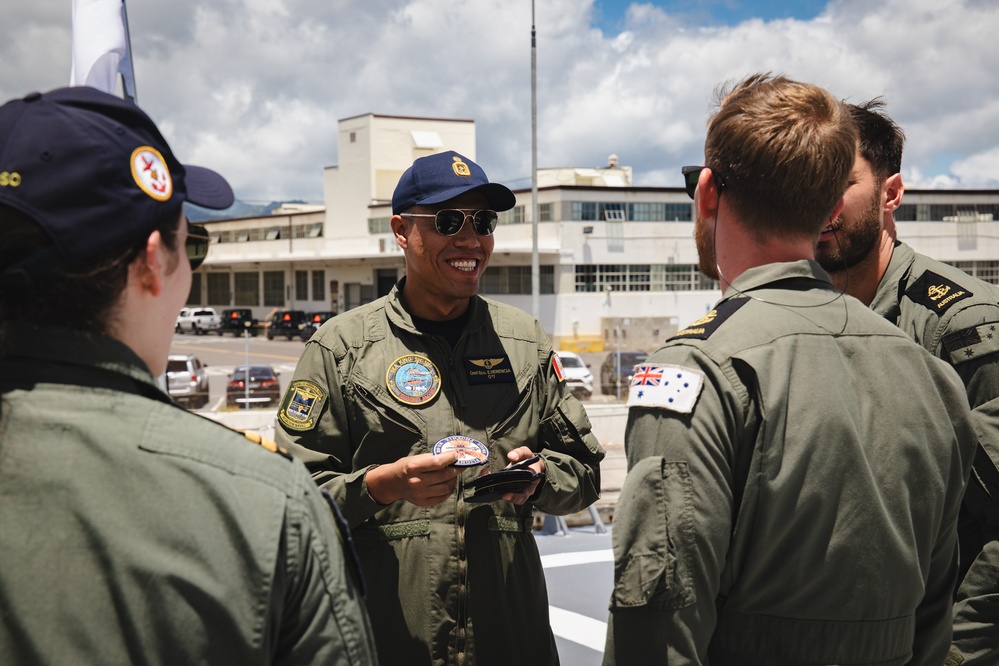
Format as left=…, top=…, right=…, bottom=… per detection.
left=70, top=0, right=136, bottom=100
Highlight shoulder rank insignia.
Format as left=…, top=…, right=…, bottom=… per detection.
left=671, top=298, right=748, bottom=340
left=905, top=271, right=972, bottom=315
left=241, top=430, right=293, bottom=460
left=626, top=364, right=704, bottom=413
left=942, top=321, right=999, bottom=366
left=278, top=379, right=328, bottom=432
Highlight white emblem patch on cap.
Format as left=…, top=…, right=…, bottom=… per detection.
left=130, top=146, right=173, bottom=202
left=626, top=363, right=704, bottom=413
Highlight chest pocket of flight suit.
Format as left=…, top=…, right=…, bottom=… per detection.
left=349, top=379, right=424, bottom=458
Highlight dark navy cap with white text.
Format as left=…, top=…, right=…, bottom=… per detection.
left=0, top=86, right=234, bottom=282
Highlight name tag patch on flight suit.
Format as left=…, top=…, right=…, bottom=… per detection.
left=387, top=354, right=441, bottom=405
left=277, top=380, right=328, bottom=432
left=432, top=435, right=490, bottom=466
left=463, top=355, right=515, bottom=384
left=906, top=271, right=972, bottom=314
left=942, top=322, right=999, bottom=365
left=672, top=298, right=748, bottom=340
left=626, top=364, right=704, bottom=413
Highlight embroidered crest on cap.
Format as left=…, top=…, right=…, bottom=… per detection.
left=277, top=379, right=328, bottom=431
left=130, top=146, right=172, bottom=202
left=452, top=155, right=471, bottom=177
left=387, top=354, right=441, bottom=405
left=432, top=435, right=489, bottom=466
left=626, top=363, right=704, bottom=413
left=905, top=271, right=972, bottom=314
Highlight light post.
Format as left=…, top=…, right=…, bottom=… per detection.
left=243, top=322, right=251, bottom=409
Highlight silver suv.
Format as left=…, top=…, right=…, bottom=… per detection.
left=164, top=354, right=210, bottom=409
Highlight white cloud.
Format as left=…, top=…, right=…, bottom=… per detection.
left=1, top=0, right=997, bottom=201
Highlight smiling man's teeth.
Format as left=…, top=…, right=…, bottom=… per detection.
left=449, top=260, right=477, bottom=272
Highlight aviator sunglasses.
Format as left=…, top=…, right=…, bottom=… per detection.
left=399, top=209, right=499, bottom=236
left=681, top=165, right=726, bottom=200
left=186, top=223, right=212, bottom=271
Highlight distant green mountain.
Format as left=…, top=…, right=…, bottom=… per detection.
left=185, top=200, right=306, bottom=222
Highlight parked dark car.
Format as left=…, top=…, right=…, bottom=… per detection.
left=164, top=354, right=210, bottom=409
left=600, top=350, right=649, bottom=397
left=226, top=365, right=281, bottom=409
left=300, top=311, right=337, bottom=341
left=267, top=310, right=307, bottom=340
left=217, top=308, right=260, bottom=337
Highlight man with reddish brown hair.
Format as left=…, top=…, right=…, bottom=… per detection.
left=604, top=74, right=976, bottom=665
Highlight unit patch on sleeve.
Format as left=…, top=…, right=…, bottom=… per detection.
left=463, top=355, right=515, bottom=385
left=671, top=298, right=749, bottom=340
left=905, top=271, right=973, bottom=315
left=942, top=322, right=999, bottom=365
left=277, top=379, right=328, bottom=431
left=626, top=363, right=704, bottom=413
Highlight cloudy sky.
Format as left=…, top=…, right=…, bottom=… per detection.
left=3, top=0, right=998, bottom=205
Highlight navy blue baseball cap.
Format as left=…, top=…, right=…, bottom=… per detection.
left=391, top=150, right=515, bottom=215
left=0, top=86, right=234, bottom=282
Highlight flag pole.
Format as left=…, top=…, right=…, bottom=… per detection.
left=530, top=0, right=540, bottom=320
left=120, top=0, right=138, bottom=103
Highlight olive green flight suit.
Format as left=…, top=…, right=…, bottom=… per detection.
left=0, top=327, right=377, bottom=666
left=868, top=242, right=999, bottom=665
left=604, top=261, right=976, bottom=666
left=274, top=283, right=604, bottom=666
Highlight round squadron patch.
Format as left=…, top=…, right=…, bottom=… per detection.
left=130, top=146, right=173, bottom=201
left=386, top=354, right=441, bottom=405
left=433, top=435, right=489, bottom=466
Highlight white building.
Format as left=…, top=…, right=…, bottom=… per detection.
left=191, top=114, right=999, bottom=353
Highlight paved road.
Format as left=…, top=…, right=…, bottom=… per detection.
left=538, top=526, right=614, bottom=664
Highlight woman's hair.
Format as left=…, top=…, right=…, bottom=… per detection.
left=0, top=204, right=182, bottom=344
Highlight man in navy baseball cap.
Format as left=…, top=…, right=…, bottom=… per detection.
left=0, top=86, right=233, bottom=284
left=392, top=150, right=515, bottom=215
left=274, top=146, right=605, bottom=666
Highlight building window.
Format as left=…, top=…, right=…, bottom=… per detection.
left=207, top=273, right=229, bottom=305
left=265, top=228, right=281, bottom=240
left=479, top=266, right=554, bottom=295
left=312, top=270, right=325, bottom=301
left=498, top=205, right=525, bottom=226
left=662, top=203, right=693, bottom=221
left=539, top=202, right=553, bottom=221
left=186, top=273, right=202, bottom=305
left=234, top=272, right=259, bottom=306
left=575, top=264, right=718, bottom=292
left=368, top=217, right=392, bottom=234
left=263, top=271, right=284, bottom=307
left=295, top=270, right=309, bottom=300
left=571, top=202, right=599, bottom=221
left=350, top=131, right=356, bottom=143
left=946, top=260, right=999, bottom=285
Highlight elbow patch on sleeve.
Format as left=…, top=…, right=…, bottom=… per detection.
left=611, top=457, right=696, bottom=610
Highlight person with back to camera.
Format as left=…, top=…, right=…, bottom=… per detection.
left=0, top=86, right=377, bottom=666
left=274, top=149, right=605, bottom=665
left=814, top=99, right=999, bottom=665
left=603, top=74, right=977, bottom=665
